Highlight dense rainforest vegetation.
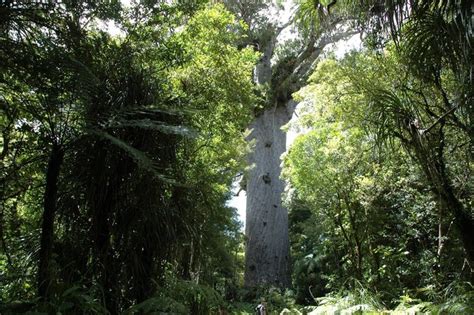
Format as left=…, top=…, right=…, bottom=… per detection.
left=0, top=0, right=472, bottom=314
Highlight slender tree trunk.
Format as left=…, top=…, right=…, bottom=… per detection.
left=38, top=143, right=64, bottom=298
left=409, top=127, right=474, bottom=274
left=440, top=184, right=474, bottom=272
left=89, top=145, right=119, bottom=313
left=244, top=102, right=294, bottom=287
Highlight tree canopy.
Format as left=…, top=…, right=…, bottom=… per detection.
left=0, top=0, right=472, bottom=314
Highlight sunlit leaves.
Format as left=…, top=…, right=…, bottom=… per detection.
left=169, top=4, right=259, bottom=188
left=173, top=4, right=258, bottom=124
left=283, top=39, right=472, bottom=302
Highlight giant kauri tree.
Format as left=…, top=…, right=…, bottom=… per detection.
left=223, top=0, right=357, bottom=287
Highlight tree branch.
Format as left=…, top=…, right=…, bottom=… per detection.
left=422, top=104, right=458, bottom=136
left=292, top=26, right=359, bottom=83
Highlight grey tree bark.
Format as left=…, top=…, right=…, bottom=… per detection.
left=244, top=30, right=296, bottom=286
left=245, top=102, right=295, bottom=287
left=240, top=4, right=356, bottom=286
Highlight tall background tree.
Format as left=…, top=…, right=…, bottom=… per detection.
left=0, top=0, right=472, bottom=313
left=222, top=0, right=358, bottom=288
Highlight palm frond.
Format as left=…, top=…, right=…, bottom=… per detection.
left=102, top=119, right=197, bottom=138
left=87, top=128, right=178, bottom=185
left=402, top=11, right=464, bottom=79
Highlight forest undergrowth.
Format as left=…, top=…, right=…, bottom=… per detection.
left=1, top=0, right=472, bottom=314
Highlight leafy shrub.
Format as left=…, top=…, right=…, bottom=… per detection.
left=0, top=285, right=107, bottom=315
left=125, top=280, right=223, bottom=315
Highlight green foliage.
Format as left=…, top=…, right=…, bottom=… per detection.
left=124, top=279, right=223, bottom=315
left=220, top=0, right=275, bottom=44
left=295, top=283, right=474, bottom=314
left=0, top=1, right=257, bottom=313
left=0, top=285, right=108, bottom=315
left=236, top=285, right=298, bottom=314
left=285, top=37, right=472, bottom=308
left=1, top=0, right=472, bottom=313
left=40, top=285, right=109, bottom=315
left=311, top=289, right=383, bottom=314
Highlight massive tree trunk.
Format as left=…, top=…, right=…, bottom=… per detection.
left=245, top=102, right=295, bottom=287
left=237, top=3, right=354, bottom=285
left=244, top=27, right=294, bottom=287
left=38, top=143, right=64, bottom=298
left=243, top=20, right=355, bottom=287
